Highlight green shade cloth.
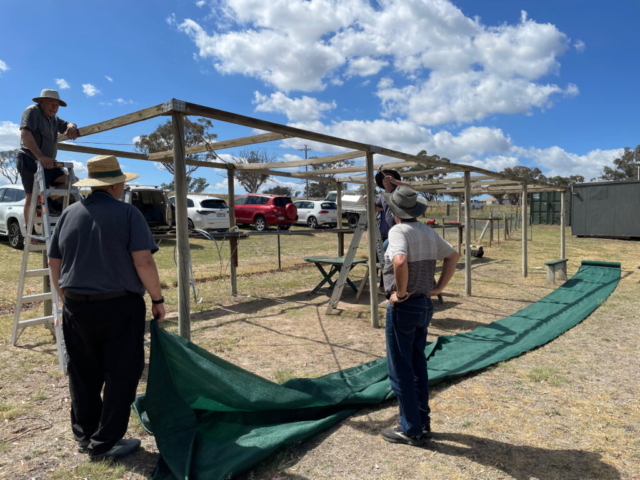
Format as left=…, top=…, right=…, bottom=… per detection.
left=134, top=260, right=620, bottom=480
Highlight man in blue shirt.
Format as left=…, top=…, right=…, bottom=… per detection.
left=49, top=155, right=165, bottom=462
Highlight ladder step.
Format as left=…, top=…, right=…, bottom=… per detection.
left=44, top=189, right=76, bottom=196
left=21, top=292, right=52, bottom=303
left=17, top=316, right=55, bottom=328
left=25, top=268, right=50, bottom=278
left=27, top=243, right=47, bottom=252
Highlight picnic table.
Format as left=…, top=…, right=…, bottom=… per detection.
left=303, top=256, right=369, bottom=294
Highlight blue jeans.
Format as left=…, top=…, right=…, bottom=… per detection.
left=386, top=294, right=433, bottom=437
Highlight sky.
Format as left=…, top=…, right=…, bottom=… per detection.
left=1, top=0, right=638, bottom=195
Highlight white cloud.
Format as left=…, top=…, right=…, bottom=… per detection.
left=0, top=59, right=8, bottom=74
left=0, top=121, right=21, bottom=150
left=177, top=1, right=576, bottom=124
left=196, top=0, right=206, bottom=6
left=82, top=84, right=101, bottom=97
left=115, top=98, right=134, bottom=105
left=515, top=146, right=621, bottom=180
left=253, top=91, right=336, bottom=122
left=377, top=77, right=394, bottom=89
left=105, top=75, right=114, bottom=82
left=574, top=40, right=586, bottom=52
left=347, top=57, right=389, bottom=77
left=69, top=160, right=88, bottom=177
left=55, top=78, right=70, bottom=89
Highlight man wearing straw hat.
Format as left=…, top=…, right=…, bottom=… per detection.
left=379, top=186, right=459, bottom=446
left=48, top=155, right=165, bottom=462
left=18, top=89, right=79, bottom=226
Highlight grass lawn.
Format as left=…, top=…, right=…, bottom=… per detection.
left=0, top=222, right=638, bottom=480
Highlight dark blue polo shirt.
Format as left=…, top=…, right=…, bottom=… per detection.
left=48, top=190, right=158, bottom=295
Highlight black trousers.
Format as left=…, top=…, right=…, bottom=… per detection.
left=62, top=293, right=146, bottom=455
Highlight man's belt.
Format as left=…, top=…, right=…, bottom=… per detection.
left=64, top=291, right=130, bottom=302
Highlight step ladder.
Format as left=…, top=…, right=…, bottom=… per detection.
left=11, top=162, right=83, bottom=373
left=325, top=213, right=384, bottom=314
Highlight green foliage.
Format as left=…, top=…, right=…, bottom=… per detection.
left=161, top=177, right=210, bottom=193
left=134, top=117, right=218, bottom=177
left=545, top=175, right=585, bottom=187
left=263, top=185, right=296, bottom=196
left=0, top=149, right=20, bottom=184
left=305, top=157, right=355, bottom=198
left=500, top=166, right=546, bottom=205
left=232, top=150, right=276, bottom=193
left=400, top=150, right=451, bottom=202
left=599, top=146, right=640, bottom=181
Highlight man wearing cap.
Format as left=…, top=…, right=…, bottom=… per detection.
left=374, top=169, right=412, bottom=244
left=18, top=89, right=79, bottom=226
left=48, top=155, right=165, bottom=462
left=380, top=186, right=459, bottom=446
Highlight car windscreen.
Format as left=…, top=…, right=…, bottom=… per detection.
left=273, top=197, right=292, bottom=206
left=320, top=202, right=337, bottom=209
left=200, top=199, right=228, bottom=209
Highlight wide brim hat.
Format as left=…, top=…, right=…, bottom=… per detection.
left=375, top=169, right=401, bottom=189
left=32, top=89, right=67, bottom=107
left=74, top=155, right=139, bottom=187
left=382, top=185, right=428, bottom=220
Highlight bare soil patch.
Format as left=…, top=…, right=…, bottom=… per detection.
left=0, top=225, right=638, bottom=479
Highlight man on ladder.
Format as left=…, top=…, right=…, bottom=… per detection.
left=17, top=89, right=79, bottom=227
left=48, top=155, right=166, bottom=462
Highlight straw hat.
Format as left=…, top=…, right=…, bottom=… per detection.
left=32, top=89, right=67, bottom=107
left=74, top=155, right=139, bottom=187
left=382, top=186, right=427, bottom=220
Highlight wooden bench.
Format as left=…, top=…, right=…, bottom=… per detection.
left=545, top=259, right=568, bottom=284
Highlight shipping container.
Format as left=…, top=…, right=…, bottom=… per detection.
left=571, top=180, right=640, bottom=238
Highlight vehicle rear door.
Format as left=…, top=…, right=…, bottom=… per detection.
left=199, top=198, right=229, bottom=229
left=234, top=196, right=248, bottom=222
left=319, top=201, right=338, bottom=223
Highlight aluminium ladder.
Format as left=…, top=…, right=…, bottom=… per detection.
left=11, top=162, right=83, bottom=373
left=325, top=212, right=384, bottom=314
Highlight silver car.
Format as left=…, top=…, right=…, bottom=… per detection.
left=169, top=194, right=230, bottom=231
left=293, top=200, right=338, bottom=229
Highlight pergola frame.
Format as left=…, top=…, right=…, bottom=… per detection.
left=57, top=99, right=567, bottom=336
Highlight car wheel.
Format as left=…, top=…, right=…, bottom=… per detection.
left=254, top=216, right=268, bottom=231
left=188, top=219, right=195, bottom=230
left=347, top=214, right=359, bottom=229
left=8, top=220, right=24, bottom=250
left=278, top=224, right=291, bottom=230
left=307, top=216, right=318, bottom=229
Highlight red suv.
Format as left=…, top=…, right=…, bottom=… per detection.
left=234, top=194, right=298, bottom=231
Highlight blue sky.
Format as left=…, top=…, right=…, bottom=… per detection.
left=1, top=0, right=638, bottom=194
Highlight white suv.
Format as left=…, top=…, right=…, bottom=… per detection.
left=0, top=185, right=29, bottom=249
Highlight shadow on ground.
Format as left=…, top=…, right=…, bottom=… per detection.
left=428, top=432, right=620, bottom=480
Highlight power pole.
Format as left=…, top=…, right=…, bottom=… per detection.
left=299, top=145, right=313, bottom=199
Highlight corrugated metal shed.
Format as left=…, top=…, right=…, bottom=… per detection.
left=571, top=180, right=640, bottom=238
left=530, top=191, right=572, bottom=226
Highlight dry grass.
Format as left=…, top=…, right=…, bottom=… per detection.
left=0, top=223, right=638, bottom=480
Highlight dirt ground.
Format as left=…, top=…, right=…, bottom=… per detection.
left=0, top=225, right=638, bottom=479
